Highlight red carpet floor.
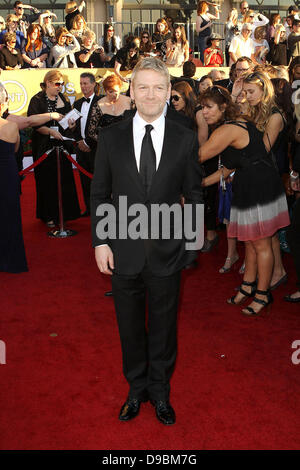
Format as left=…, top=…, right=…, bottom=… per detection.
left=1, top=172, right=300, bottom=450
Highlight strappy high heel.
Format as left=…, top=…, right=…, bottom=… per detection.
left=227, top=280, right=257, bottom=305
left=241, top=289, right=273, bottom=316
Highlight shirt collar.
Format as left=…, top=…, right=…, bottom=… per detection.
left=133, top=110, right=165, bottom=133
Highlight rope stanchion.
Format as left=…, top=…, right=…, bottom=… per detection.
left=62, top=150, right=93, bottom=179
left=19, top=149, right=52, bottom=176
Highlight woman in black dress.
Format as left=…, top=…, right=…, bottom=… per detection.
left=27, top=70, right=80, bottom=228
left=87, top=74, right=132, bottom=146
left=199, top=76, right=290, bottom=316
left=0, top=83, right=27, bottom=273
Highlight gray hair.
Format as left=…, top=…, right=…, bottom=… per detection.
left=0, top=82, right=8, bottom=105
left=131, top=57, right=170, bottom=86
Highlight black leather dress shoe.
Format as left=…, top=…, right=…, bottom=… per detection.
left=104, top=290, right=113, bottom=297
left=119, top=397, right=142, bottom=421
left=150, top=400, right=176, bottom=425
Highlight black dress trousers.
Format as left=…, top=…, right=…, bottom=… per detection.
left=112, top=266, right=181, bottom=402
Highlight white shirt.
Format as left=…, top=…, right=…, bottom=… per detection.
left=229, top=34, right=255, bottom=65
left=133, top=111, right=165, bottom=171
left=80, top=92, right=95, bottom=139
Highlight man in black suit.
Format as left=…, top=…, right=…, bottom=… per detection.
left=72, top=73, right=100, bottom=216
left=91, top=58, right=203, bottom=425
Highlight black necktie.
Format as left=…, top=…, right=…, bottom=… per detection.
left=139, top=124, right=156, bottom=194
left=83, top=97, right=90, bottom=103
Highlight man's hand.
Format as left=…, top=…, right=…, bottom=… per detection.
left=77, top=140, right=91, bottom=152
left=68, top=118, right=76, bottom=130
left=95, top=245, right=114, bottom=275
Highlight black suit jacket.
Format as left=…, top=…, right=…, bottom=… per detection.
left=91, top=116, right=203, bottom=276
left=214, top=78, right=233, bottom=94
left=72, top=94, right=101, bottom=148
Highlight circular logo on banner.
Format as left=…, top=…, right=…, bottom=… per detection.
left=2, top=80, right=27, bottom=113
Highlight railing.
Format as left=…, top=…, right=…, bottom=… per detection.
left=55, top=21, right=226, bottom=57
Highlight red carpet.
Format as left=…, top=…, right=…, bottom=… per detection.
left=1, top=172, right=300, bottom=450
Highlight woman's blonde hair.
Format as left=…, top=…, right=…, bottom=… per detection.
left=243, top=70, right=276, bottom=131
left=254, top=25, right=267, bottom=40
left=227, top=8, right=238, bottom=23
left=6, top=14, right=18, bottom=25
left=243, top=10, right=255, bottom=23
left=71, top=14, right=86, bottom=30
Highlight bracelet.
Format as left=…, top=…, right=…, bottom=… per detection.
left=290, top=170, right=299, bottom=179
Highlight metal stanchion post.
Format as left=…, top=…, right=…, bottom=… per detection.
left=48, top=144, right=77, bottom=239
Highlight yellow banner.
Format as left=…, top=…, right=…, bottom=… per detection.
left=1, top=67, right=229, bottom=116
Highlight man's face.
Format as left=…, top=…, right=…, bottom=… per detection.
left=235, top=60, right=251, bottom=78
left=131, top=69, right=170, bottom=122
left=14, top=4, right=24, bottom=17
left=241, top=27, right=252, bottom=39
left=80, top=77, right=94, bottom=97
left=294, top=65, right=300, bottom=81
left=240, top=2, right=249, bottom=14
left=293, top=23, right=300, bottom=34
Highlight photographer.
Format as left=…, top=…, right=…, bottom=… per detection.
left=48, top=26, right=80, bottom=68
left=75, top=29, right=104, bottom=68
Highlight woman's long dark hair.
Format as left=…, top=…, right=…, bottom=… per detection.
left=199, top=85, right=238, bottom=129
left=103, top=23, right=117, bottom=54
left=172, top=81, right=196, bottom=121
left=271, top=78, right=294, bottom=139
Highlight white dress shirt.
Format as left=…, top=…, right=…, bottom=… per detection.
left=80, top=92, right=95, bottom=139
left=133, top=111, right=165, bottom=171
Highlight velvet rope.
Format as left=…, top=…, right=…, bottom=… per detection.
left=62, top=150, right=93, bottom=179
left=19, top=149, right=52, bottom=176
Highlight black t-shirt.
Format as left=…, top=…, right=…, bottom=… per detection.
left=75, top=49, right=102, bottom=68
left=115, top=46, right=139, bottom=70
left=65, top=9, right=79, bottom=31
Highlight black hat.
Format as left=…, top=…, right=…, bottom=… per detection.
left=289, top=5, right=299, bottom=13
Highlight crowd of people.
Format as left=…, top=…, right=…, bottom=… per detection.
left=0, top=1, right=300, bottom=311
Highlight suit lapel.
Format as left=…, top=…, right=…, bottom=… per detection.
left=121, top=119, right=145, bottom=195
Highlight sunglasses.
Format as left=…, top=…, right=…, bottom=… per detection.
left=142, top=35, right=149, bottom=38
left=211, top=86, right=228, bottom=98
left=108, top=29, right=114, bottom=32
left=54, top=82, right=64, bottom=87
left=245, top=72, right=264, bottom=86
left=171, top=95, right=181, bottom=101
left=16, top=6, right=23, bottom=9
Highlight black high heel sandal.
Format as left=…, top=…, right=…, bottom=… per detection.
left=242, top=289, right=273, bottom=316
left=227, top=280, right=257, bottom=305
